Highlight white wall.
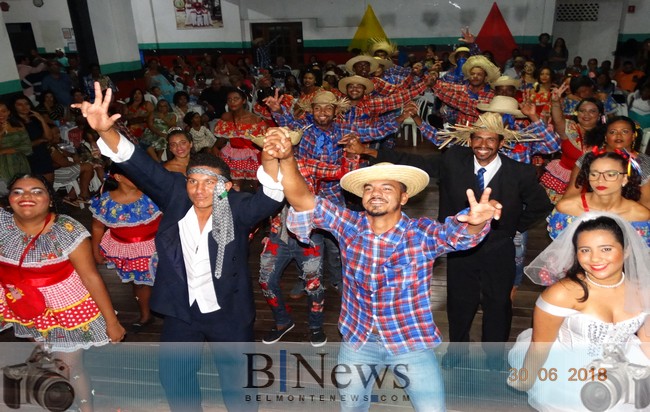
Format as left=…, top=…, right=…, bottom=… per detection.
left=553, top=0, right=625, bottom=64
left=131, top=0, right=558, bottom=48
left=619, top=0, right=650, bottom=39
left=88, top=0, right=140, bottom=70
left=1, top=0, right=72, bottom=53
left=240, top=0, right=557, bottom=45
left=131, top=0, right=245, bottom=47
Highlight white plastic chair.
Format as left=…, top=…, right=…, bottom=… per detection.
left=640, top=129, right=650, bottom=155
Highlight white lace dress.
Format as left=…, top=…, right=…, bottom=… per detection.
left=508, top=296, right=649, bottom=412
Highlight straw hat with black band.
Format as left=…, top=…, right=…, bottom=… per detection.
left=449, top=46, right=470, bottom=66
left=476, top=96, right=526, bottom=118
left=461, top=55, right=501, bottom=84
left=340, top=162, right=430, bottom=198
left=338, top=75, right=375, bottom=95
left=491, top=75, right=522, bottom=90
left=345, top=55, right=379, bottom=75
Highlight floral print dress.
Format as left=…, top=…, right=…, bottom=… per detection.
left=0, top=210, right=110, bottom=352
left=89, top=192, right=161, bottom=285
left=215, top=118, right=267, bottom=180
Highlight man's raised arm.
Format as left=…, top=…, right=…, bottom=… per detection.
left=263, top=128, right=316, bottom=212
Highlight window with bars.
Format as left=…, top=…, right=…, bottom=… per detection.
left=555, top=3, right=599, bottom=22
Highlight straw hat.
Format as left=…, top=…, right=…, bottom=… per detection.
left=252, top=38, right=265, bottom=47
left=249, top=127, right=304, bottom=148
left=373, top=56, right=394, bottom=69
left=462, top=55, right=501, bottom=84
left=491, top=75, right=522, bottom=89
left=477, top=96, right=526, bottom=118
left=368, top=38, right=399, bottom=57
left=340, top=163, right=430, bottom=198
left=435, top=112, right=538, bottom=148
left=338, top=75, right=375, bottom=95
left=449, top=46, right=470, bottom=66
left=345, top=55, right=379, bottom=75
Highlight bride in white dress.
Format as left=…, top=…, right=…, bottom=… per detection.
left=508, top=212, right=650, bottom=412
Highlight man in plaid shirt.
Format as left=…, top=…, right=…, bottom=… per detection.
left=262, top=128, right=502, bottom=411
left=432, top=55, right=500, bottom=126
left=266, top=89, right=399, bottom=205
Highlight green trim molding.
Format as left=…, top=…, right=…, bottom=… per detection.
left=100, top=61, right=142, bottom=75
left=618, top=33, right=650, bottom=42
left=0, top=80, right=23, bottom=96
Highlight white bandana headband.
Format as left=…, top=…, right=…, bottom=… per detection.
left=187, top=167, right=234, bottom=279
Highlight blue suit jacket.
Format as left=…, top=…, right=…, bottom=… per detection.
left=117, top=147, right=283, bottom=335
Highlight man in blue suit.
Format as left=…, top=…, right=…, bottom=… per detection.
left=77, top=84, right=283, bottom=411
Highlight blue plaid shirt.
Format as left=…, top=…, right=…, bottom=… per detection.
left=287, top=197, right=491, bottom=354
left=272, top=108, right=398, bottom=205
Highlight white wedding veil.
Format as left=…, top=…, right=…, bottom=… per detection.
left=525, top=211, right=650, bottom=314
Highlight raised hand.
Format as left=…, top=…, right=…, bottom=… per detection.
left=519, top=101, right=537, bottom=120
left=263, top=127, right=293, bottom=160
left=71, top=82, right=121, bottom=133
left=459, top=27, right=476, bottom=44
left=550, top=83, right=569, bottom=102
left=262, top=88, right=284, bottom=113
left=457, top=188, right=502, bottom=227
left=342, top=136, right=368, bottom=156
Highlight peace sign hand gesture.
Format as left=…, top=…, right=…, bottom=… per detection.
left=457, top=188, right=502, bottom=233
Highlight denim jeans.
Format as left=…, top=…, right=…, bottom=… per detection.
left=320, top=230, right=343, bottom=289
left=337, top=334, right=446, bottom=412
left=513, top=231, right=528, bottom=287
left=259, top=232, right=324, bottom=329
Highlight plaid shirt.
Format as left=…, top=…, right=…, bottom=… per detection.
left=350, top=77, right=427, bottom=119
left=421, top=119, right=560, bottom=164
left=287, top=197, right=491, bottom=354
left=562, top=95, right=619, bottom=117
left=432, top=81, right=494, bottom=126
left=269, top=157, right=356, bottom=234
left=272, top=108, right=396, bottom=204
left=382, top=65, right=411, bottom=84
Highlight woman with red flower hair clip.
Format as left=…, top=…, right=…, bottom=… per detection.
left=564, top=116, right=650, bottom=208
left=548, top=150, right=650, bottom=246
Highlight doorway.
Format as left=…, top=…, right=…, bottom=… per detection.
left=6, top=23, right=37, bottom=57
left=251, top=22, right=304, bottom=69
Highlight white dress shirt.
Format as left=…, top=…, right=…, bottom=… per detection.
left=473, top=154, right=502, bottom=188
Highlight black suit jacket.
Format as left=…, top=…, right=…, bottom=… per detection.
left=439, top=146, right=551, bottom=240
left=118, top=147, right=282, bottom=335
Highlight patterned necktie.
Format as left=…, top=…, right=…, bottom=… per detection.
left=476, top=167, right=486, bottom=191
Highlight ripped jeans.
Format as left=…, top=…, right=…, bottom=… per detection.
left=259, top=233, right=325, bottom=330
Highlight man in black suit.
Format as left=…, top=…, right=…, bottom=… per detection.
left=77, top=83, right=282, bottom=411
left=438, top=113, right=552, bottom=370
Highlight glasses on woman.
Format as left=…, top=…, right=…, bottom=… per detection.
left=588, top=170, right=625, bottom=181
left=606, top=129, right=633, bottom=136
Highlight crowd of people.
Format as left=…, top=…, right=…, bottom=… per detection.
left=1, top=29, right=650, bottom=411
